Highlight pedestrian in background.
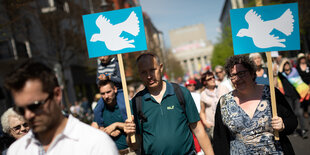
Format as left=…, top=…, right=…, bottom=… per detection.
left=278, top=58, right=309, bottom=139
left=1, top=108, right=29, bottom=140
left=1, top=108, right=30, bottom=154
left=200, top=71, right=218, bottom=141
left=97, top=55, right=122, bottom=89
left=296, top=53, right=310, bottom=118
left=215, top=65, right=234, bottom=97
left=249, top=53, right=269, bottom=85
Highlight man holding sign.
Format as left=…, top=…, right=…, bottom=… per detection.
left=124, top=53, right=214, bottom=155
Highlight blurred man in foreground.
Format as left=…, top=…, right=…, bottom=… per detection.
left=5, top=60, right=117, bottom=154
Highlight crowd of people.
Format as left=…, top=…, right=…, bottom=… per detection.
left=0, top=52, right=308, bottom=154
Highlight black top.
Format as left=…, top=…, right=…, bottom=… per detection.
left=296, top=65, right=310, bottom=85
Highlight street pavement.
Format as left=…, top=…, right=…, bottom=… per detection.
left=288, top=117, right=310, bottom=155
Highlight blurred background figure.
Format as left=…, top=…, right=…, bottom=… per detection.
left=70, top=101, right=82, bottom=118
left=214, top=55, right=297, bottom=154
left=81, top=97, right=90, bottom=115
left=214, top=65, right=226, bottom=85
left=176, top=76, right=185, bottom=86
left=185, top=79, right=203, bottom=154
left=92, top=93, right=101, bottom=111
left=200, top=71, right=218, bottom=141
left=1, top=108, right=29, bottom=140
left=249, top=53, right=269, bottom=85
left=128, top=85, right=136, bottom=100
left=296, top=53, right=310, bottom=118
left=194, top=73, right=203, bottom=91
left=215, top=65, right=234, bottom=97
left=185, top=80, right=201, bottom=112
left=97, top=55, right=122, bottom=90
left=1, top=108, right=30, bottom=154
left=278, top=58, right=309, bottom=139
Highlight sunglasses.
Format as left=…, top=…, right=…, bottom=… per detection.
left=13, top=95, right=51, bottom=116
left=215, top=70, right=223, bottom=74
left=206, top=76, right=215, bottom=81
left=11, top=123, right=29, bottom=132
left=230, top=70, right=248, bottom=80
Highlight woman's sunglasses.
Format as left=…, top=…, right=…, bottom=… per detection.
left=11, top=123, right=29, bottom=132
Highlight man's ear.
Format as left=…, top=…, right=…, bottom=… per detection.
left=114, top=86, right=117, bottom=94
left=53, top=87, right=62, bottom=106
left=160, top=63, right=164, bottom=73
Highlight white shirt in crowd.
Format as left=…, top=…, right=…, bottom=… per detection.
left=7, top=115, right=118, bottom=155
left=191, top=92, right=201, bottom=113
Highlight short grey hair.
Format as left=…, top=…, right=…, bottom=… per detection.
left=1, top=108, right=25, bottom=134
left=214, top=65, right=224, bottom=71
left=249, top=53, right=262, bottom=60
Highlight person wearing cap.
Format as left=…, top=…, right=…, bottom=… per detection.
left=296, top=53, right=310, bottom=119
left=185, top=79, right=203, bottom=154
left=185, top=80, right=201, bottom=112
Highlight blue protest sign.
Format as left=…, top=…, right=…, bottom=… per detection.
left=230, top=3, right=300, bottom=55
left=83, top=7, right=147, bottom=58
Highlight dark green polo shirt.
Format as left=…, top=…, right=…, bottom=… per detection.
left=102, top=104, right=128, bottom=150
left=133, top=81, right=200, bottom=155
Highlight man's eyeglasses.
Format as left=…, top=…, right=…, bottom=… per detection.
left=11, top=123, right=29, bottom=132
left=230, top=70, right=248, bottom=80
left=13, top=95, right=51, bottom=116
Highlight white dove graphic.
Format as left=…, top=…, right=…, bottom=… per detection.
left=90, top=11, right=140, bottom=51
left=236, top=9, right=294, bottom=48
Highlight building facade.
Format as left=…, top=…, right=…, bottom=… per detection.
left=169, top=24, right=213, bottom=76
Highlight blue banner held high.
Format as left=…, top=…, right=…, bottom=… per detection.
left=230, top=3, right=300, bottom=55
left=83, top=7, right=147, bottom=58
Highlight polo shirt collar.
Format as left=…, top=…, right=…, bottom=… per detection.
left=141, top=81, right=175, bottom=101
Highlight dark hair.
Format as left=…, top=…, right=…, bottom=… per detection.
left=201, top=71, right=214, bottom=86
left=98, top=79, right=115, bottom=89
left=5, top=60, right=59, bottom=94
left=224, top=55, right=256, bottom=81
left=136, top=52, right=161, bottom=65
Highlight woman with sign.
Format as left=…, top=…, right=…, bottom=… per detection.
left=213, top=55, right=297, bottom=155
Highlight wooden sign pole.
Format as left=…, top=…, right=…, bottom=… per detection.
left=255, top=0, right=279, bottom=140
left=117, top=54, right=136, bottom=143
left=266, top=52, right=280, bottom=140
